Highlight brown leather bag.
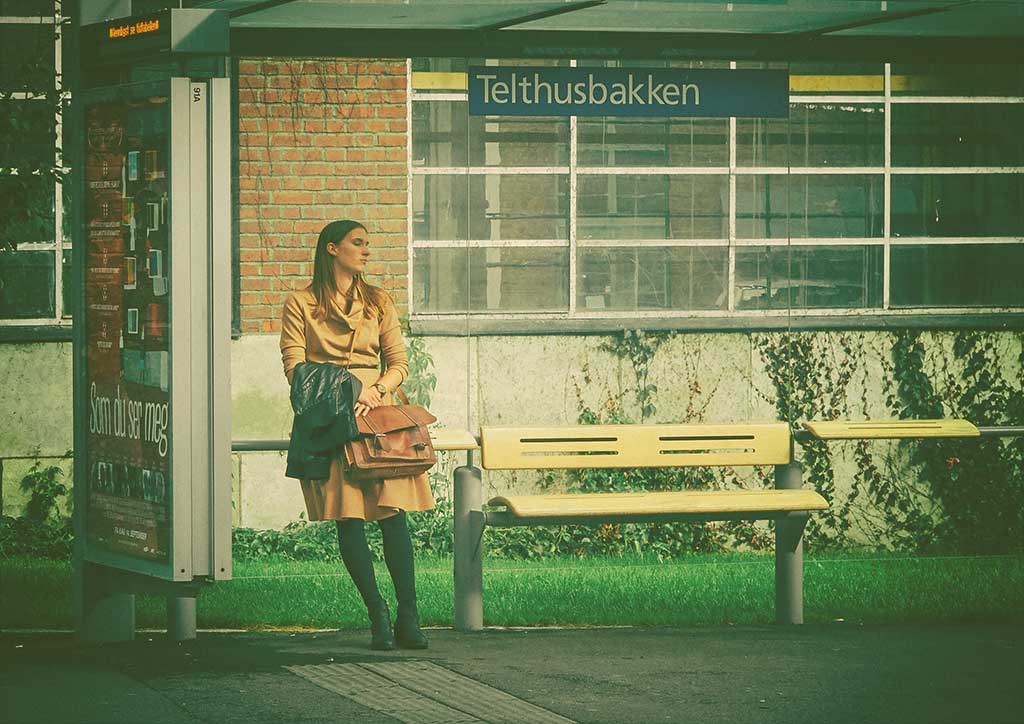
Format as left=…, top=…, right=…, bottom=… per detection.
left=344, top=398, right=437, bottom=482
left=341, top=306, right=437, bottom=482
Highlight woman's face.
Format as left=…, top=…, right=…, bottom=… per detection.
left=327, top=226, right=370, bottom=276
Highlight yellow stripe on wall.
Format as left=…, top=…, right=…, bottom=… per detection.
left=412, top=71, right=942, bottom=95
left=789, top=75, right=884, bottom=92
left=411, top=72, right=468, bottom=90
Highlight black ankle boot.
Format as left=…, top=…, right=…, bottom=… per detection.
left=395, top=606, right=428, bottom=650
left=368, top=600, right=396, bottom=651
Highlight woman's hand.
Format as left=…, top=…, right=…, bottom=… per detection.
left=353, top=385, right=384, bottom=417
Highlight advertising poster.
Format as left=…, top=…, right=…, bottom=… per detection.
left=85, top=95, right=172, bottom=562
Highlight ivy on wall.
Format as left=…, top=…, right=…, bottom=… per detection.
left=755, top=329, right=1024, bottom=554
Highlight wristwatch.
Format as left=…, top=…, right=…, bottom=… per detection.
left=371, top=383, right=388, bottom=396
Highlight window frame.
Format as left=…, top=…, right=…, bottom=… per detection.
left=0, top=5, right=68, bottom=330
left=407, top=59, right=1024, bottom=328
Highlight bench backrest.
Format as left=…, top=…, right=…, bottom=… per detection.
left=480, top=423, right=791, bottom=470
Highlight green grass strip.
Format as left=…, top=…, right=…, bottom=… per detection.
left=2, top=553, right=1022, bottom=630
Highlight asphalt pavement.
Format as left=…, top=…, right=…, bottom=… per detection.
left=2, top=623, right=1022, bottom=724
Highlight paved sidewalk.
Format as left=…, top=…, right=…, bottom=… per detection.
left=2, top=623, right=1022, bottom=724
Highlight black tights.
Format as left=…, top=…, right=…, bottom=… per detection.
left=336, top=513, right=418, bottom=615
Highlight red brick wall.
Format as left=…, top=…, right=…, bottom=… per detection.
left=237, top=59, right=408, bottom=334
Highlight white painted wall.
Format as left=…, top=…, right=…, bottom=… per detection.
left=2, top=331, right=1021, bottom=533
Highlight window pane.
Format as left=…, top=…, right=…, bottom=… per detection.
left=891, top=174, right=1024, bottom=237
left=61, top=246, right=71, bottom=317
left=0, top=99, right=55, bottom=168
left=0, top=171, right=54, bottom=244
left=890, top=64, right=1024, bottom=97
left=412, top=57, right=469, bottom=73
left=735, top=245, right=883, bottom=310
left=892, top=104, right=1024, bottom=167
left=412, top=101, right=568, bottom=167
left=412, top=58, right=570, bottom=74
left=577, top=117, right=728, bottom=167
left=0, top=1, right=54, bottom=14
left=578, top=174, right=727, bottom=240
left=577, top=60, right=730, bottom=70
left=736, top=174, right=882, bottom=239
left=891, top=244, right=1024, bottom=307
left=0, top=249, right=55, bottom=318
left=0, top=23, right=54, bottom=90
left=736, top=104, right=883, bottom=167
left=413, top=246, right=568, bottom=312
left=413, top=174, right=568, bottom=241
left=577, top=246, right=727, bottom=311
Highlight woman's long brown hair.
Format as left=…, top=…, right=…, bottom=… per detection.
left=310, top=220, right=386, bottom=321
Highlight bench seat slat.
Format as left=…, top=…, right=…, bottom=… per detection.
left=429, top=428, right=480, bottom=451
left=804, top=419, right=979, bottom=440
left=488, top=489, right=828, bottom=519
left=482, top=423, right=791, bottom=470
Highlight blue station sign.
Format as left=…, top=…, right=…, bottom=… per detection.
left=468, top=66, right=789, bottom=118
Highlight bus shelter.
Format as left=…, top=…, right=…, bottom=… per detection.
left=71, top=0, right=1024, bottom=642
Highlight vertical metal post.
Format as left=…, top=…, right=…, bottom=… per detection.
left=167, top=595, right=197, bottom=641
left=453, top=464, right=483, bottom=632
left=774, top=461, right=805, bottom=625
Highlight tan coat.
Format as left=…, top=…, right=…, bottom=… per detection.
left=280, top=285, right=435, bottom=521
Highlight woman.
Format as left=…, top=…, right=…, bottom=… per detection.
left=280, top=219, right=433, bottom=650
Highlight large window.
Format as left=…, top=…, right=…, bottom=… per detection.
left=409, top=60, right=1024, bottom=321
left=0, top=2, right=66, bottom=325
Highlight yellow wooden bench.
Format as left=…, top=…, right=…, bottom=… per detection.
left=451, top=423, right=828, bottom=631
left=804, top=419, right=980, bottom=440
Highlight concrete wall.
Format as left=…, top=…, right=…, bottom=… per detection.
left=4, top=330, right=1020, bottom=533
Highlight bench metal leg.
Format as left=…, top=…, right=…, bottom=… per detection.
left=453, top=464, right=484, bottom=631
left=774, top=462, right=806, bottom=625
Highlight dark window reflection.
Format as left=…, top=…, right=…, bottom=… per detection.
left=735, top=245, right=883, bottom=310
left=892, top=105, right=1024, bottom=167
left=891, top=175, right=1024, bottom=238
left=891, top=244, right=1024, bottom=307
left=0, top=249, right=56, bottom=318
